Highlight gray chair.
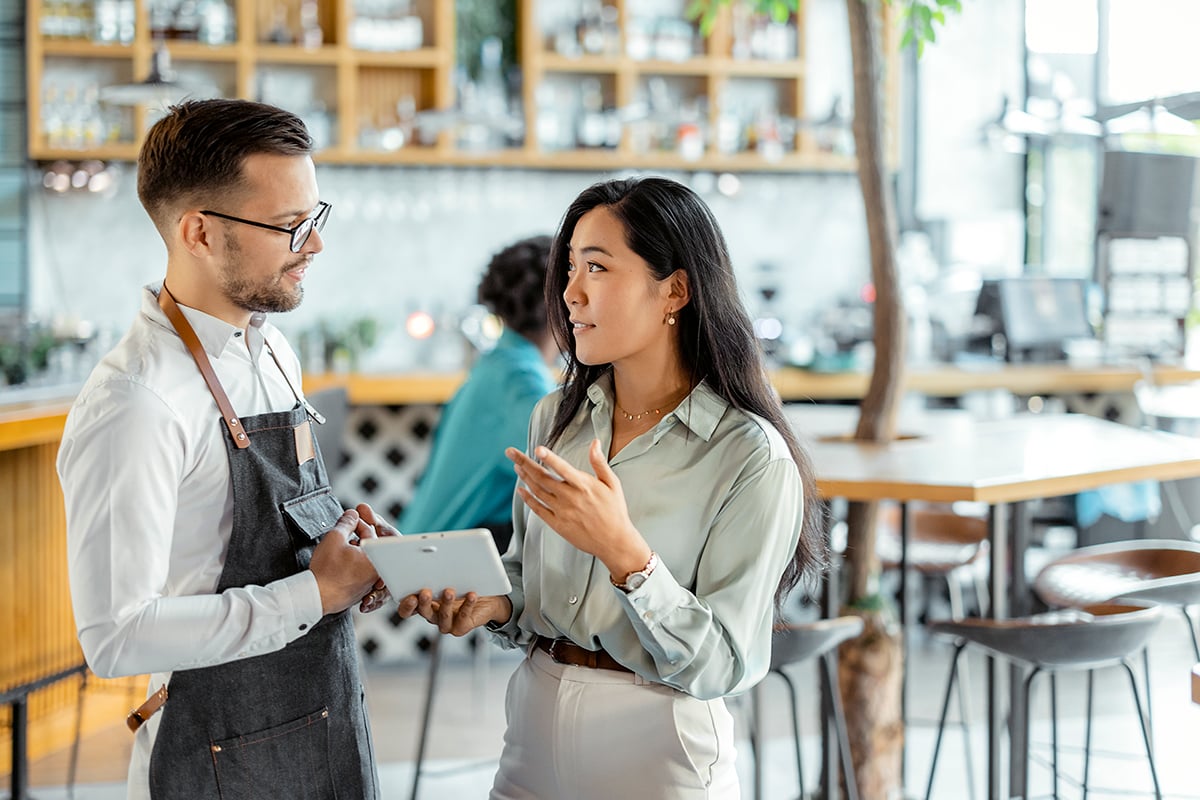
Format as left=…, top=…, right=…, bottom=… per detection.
left=1033, top=538, right=1200, bottom=659
left=749, top=616, right=863, bottom=800
left=305, top=386, right=349, bottom=490
left=925, top=603, right=1163, bottom=800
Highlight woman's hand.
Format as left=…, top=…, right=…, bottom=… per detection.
left=395, top=590, right=512, bottom=637
left=506, top=439, right=651, bottom=580
left=354, top=503, right=398, bottom=614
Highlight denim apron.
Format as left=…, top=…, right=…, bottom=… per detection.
left=147, top=287, right=378, bottom=800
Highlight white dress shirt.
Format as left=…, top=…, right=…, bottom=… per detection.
left=57, top=283, right=325, bottom=800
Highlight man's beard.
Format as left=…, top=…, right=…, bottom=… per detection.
left=218, top=235, right=306, bottom=314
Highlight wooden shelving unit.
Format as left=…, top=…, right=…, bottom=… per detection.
left=26, top=0, right=896, bottom=172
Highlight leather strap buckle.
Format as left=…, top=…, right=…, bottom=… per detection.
left=126, top=684, right=168, bottom=733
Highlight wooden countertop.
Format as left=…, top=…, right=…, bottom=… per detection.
left=4, top=362, right=1200, bottom=452
left=796, top=411, right=1200, bottom=504
left=302, top=363, right=1200, bottom=405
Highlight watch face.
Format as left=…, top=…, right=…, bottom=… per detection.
left=625, top=572, right=648, bottom=591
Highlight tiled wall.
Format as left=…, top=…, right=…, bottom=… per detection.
left=28, top=165, right=872, bottom=367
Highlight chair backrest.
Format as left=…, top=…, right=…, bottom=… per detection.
left=306, top=386, right=350, bottom=487
left=878, top=508, right=989, bottom=572
left=770, top=616, right=865, bottom=670
left=927, top=603, right=1162, bottom=670
left=1033, top=538, right=1200, bottom=608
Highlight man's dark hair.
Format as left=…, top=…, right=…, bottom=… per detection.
left=477, top=235, right=553, bottom=339
left=137, top=99, right=312, bottom=236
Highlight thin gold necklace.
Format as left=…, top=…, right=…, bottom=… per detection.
left=615, top=388, right=689, bottom=423
left=615, top=402, right=663, bottom=422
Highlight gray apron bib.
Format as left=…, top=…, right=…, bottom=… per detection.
left=147, top=287, right=378, bottom=800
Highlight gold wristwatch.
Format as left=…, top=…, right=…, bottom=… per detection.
left=611, top=552, right=659, bottom=592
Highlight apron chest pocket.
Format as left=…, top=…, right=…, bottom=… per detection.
left=281, top=487, right=345, bottom=544
left=210, top=707, right=336, bottom=800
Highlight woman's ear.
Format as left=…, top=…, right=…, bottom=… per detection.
left=668, top=269, right=690, bottom=311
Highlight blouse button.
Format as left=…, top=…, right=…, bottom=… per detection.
left=568, top=595, right=578, bottom=605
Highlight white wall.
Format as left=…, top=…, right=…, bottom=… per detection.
left=27, top=165, right=871, bottom=370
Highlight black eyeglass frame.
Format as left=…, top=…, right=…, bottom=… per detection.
left=200, top=201, right=331, bottom=253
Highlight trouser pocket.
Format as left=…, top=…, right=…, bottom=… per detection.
left=210, top=707, right=336, bottom=800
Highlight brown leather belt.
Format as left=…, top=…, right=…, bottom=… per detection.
left=126, top=684, right=168, bottom=733
left=534, top=635, right=632, bottom=673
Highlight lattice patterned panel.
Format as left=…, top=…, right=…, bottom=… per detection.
left=331, top=404, right=441, bottom=522
left=333, top=403, right=484, bottom=663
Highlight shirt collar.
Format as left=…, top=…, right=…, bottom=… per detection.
left=585, top=371, right=728, bottom=442
left=144, top=282, right=265, bottom=359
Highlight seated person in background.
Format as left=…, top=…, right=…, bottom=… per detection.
left=399, top=235, right=558, bottom=552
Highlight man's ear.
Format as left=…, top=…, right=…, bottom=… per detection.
left=178, top=210, right=214, bottom=257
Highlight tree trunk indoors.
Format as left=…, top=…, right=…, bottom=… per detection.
left=840, top=1, right=907, bottom=799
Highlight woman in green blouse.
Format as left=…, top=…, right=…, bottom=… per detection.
left=401, top=176, right=826, bottom=799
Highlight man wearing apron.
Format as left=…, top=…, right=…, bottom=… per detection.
left=58, top=99, right=385, bottom=800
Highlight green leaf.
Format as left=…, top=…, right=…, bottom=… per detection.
left=900, top=27, right=914, bottom=52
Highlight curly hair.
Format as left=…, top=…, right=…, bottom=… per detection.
left=477, top=235, right=553, bottom=339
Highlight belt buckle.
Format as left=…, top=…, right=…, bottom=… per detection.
left=547, top=638, right=566, bottom=664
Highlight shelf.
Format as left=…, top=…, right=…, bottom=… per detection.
left=351, top=48, right=449, bottom=69
left=253, top=44, right=342, bottom=65
left=30, top=143, right=141, bottom=162
left=26, top=1, right=893, bottom=172
left=40, top=40, right=135, bottom=58
left=164, top=41, right=241, bottom=62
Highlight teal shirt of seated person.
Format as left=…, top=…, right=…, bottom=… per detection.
left=399, top=328, right=556, bottom=543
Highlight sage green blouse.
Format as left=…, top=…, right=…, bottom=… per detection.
left=490, top=372, right=805, bottom=700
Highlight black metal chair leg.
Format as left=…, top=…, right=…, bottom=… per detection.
left=411, top=634, right=443, bottom=800
left=925, top=643, right=965, bottom=800
left=1122, top=660, right=1163, bottom=800
left=821, top=652, right=859, bottom=800
left=1023, top=668, right=1041, bottom=800
left=775, top=670, right=806, bottom=797
left=1050, top=672, right=1059, bottom=800
left=1083, top=670, right=1094, bottom=800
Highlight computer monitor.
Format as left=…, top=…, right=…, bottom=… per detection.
left=974, top=277, right=1094, bottom=361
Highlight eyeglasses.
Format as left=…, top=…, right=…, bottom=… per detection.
left=200, top=201, right=332, bottom=253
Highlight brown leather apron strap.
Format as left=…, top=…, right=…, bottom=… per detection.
left=158, top=284, right=250, bottom=449
left=126, top=684, right=169, bottom=733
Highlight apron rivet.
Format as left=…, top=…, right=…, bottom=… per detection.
left=211, top=745, right=222, bottom=752
left=321, top=709, right=329, bottom=718
left=229, top=418, right=239, bottom=426
left=237, top=433, right=245, bottom=440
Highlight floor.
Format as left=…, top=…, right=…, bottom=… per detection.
left=11, top=604, right=1200, bottom=800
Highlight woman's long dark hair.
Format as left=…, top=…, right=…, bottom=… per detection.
left=543, top=176, right=827, bottom=610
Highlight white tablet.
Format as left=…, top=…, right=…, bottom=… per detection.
left=360, top=529, right=512, bottom=600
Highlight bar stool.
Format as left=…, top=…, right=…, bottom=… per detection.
left=748, top=616, right=863, bottom=800
left=1033, top=538, right=1200, bottom=659
left=878, top=507, right=990, bottom=622
left=925, top=603, right=1163, bottom=800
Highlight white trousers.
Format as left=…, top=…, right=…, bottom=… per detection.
left=490, top=647, right=740, bottom=800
